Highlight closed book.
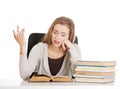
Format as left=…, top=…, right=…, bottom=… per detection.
left=75, top=77, right=114, bottom=83
left=74, top=74, right=114, bottom=78
left=75, top=71, right=115, bottom=76
left=75, top=66, right=115, bottom=71
left=77, top=61, right=116, bottom=67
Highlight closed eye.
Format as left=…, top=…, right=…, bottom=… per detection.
left=61, top=34, right=66, bottom=37
left=53, top=30, right=58, bottom=34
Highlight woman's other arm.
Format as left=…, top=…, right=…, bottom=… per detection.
left=13, top=26, right=40, bottom=80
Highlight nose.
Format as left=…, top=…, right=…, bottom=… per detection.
left=55, top=34, right=60, bottom=39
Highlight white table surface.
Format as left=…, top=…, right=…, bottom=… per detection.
left=0, top=78, right=119, bottom=89
left=0, top=69, right=120, bottom=89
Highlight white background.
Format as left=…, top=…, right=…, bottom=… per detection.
left=0, top=0, right=120, bottom=87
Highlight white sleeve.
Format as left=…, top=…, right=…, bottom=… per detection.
left=68, top=44, right=81, bottom=74
left=68, top=44, right=81, bottom=64
left=19, top=43, right=42, bottom=80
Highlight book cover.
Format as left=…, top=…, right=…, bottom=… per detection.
left=77, top=61, right=116, bottom=67
left=74, top=74, right=114, bottom=78
left=75, top=71, right=115, bottom=76
left=75, top=66, right=115, bottom=71
left=75, top=77, right=114, bottom=83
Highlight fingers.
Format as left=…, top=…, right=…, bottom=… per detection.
left=13, top=26, right=25, bottom=36
left=17, top=26, right=19, bottom=34
left=62, top=39, right=73, bottom=51
left=12, top=26, right=25, bottom=42
left=19, top=29, right=25, bottom=37
left=21, top=29, right=25, bottom=37
left=62, top=42, right=66, bottom=51
left=12, top=30, right=17, bottom=40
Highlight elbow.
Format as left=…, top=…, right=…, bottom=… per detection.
left=19, top=67, right=31, bottom=80
left=71, top=58, right=78, bottom=65
left=19, top=62, right=32, bottom=80
left=19, top=72, right=30, bottom=80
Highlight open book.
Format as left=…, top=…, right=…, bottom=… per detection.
left=29, top=74, right=72, bottom=82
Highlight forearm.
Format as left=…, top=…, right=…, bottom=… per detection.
left=68, top=44, right=81, bottom=74
left=19, top=41, right=26, bottom=55
left=19, top=55, right=33, bottom=80
left=20, top=46, right=26, bottom=55
left=19, top=43, right=41, bottom=80
left=68, top=44, right=81, bottom=64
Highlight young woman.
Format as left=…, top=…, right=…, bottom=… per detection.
left=13, top=16, right=81, bottom=80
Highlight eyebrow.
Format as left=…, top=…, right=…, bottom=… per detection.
left=61, top=32, right=67, bottom=35
left=54, top=29, right=67, bottom=34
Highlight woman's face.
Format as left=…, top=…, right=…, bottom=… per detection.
left=52, top=24, right=70, bottom=47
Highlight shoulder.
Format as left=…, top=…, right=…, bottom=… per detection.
left=36, top=42, right=47, bottom=47
left=32, top=42, right=48, bottom=51
left=72, top=43, right=80, bottom=49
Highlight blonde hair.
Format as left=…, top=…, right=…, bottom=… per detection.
left=42, top=16, right=75, bottom=44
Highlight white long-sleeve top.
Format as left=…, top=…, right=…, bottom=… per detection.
left=19, top=42, right=81, bottom=80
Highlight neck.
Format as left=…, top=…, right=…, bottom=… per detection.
left=48, top=44, right=65, bottom=59
left=48, top=45, right=62, bottom=52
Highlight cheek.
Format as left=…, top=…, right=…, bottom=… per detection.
left=61, top=37, right=68, bottom=42
left=51, top=36, right=55, bottom=42
left=64, top=35, right=69, bottom=40
left=52, top=34, right=56, bottom=40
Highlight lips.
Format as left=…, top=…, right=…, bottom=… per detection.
left=54, top=40, right=60, bottom=45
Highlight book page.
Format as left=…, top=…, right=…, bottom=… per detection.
left=51, top=76, right=72, bottom=82
left=29, top=74, right=51, bottom=82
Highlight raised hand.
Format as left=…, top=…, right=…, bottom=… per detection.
left=62, top=39, right=73, bottom=51
left=13, top=26, right=26, bottom=54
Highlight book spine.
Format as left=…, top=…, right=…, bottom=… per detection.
left=75, top=71, right=115, bottom=76
left=77, top=61, right=116, bottom=67
left=74, top=74, right=114, bottom=78
left=75, top=66, right=114, bottom=71
left=75, top=77, right=114, bottom=83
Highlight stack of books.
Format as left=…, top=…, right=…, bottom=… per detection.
left=74, top=61, right=116, bottom=83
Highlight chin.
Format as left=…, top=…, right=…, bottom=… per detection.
left=53, top=43, right=61, bottom=48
